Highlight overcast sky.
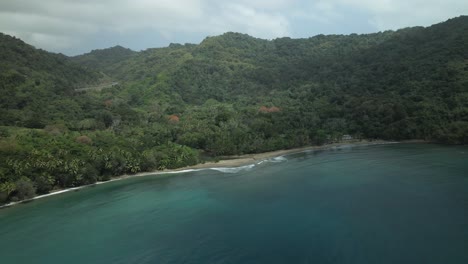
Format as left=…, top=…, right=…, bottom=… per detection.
left=0, top=0, right=466, bottom=56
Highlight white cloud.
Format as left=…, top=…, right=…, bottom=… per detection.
left=0, top=12, right=97, bottom=35
left=318, top=0, right=468, bottom=30
left=206, top=3, right=290, bottom=38
left=339, top=0, right=397, bottom=13
left=0, top=0, right=466, bottom=54
left=294, top=1, right=342, bottom=24
left=0, top=0, right=291, bottom=53
left=29, top=33, right=78, bottom=51
left=234, top=0, right=296, bottom=10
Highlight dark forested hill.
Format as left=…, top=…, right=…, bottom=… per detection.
left=0, top=33, right=104, bottom=128
left=0, top=33, right=101, bottom=86
left=71, top=45, right=136, bottom=76
left=1, top=16, right=467, bottom=203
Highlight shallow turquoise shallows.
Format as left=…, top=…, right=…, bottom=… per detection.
left=1, top=143, right=467, bottom=264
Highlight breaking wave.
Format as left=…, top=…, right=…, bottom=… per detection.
left=209, top=164, right=256, bottom=173
left=162, top=169, right=204, bottom=174
left=270, top=156, right=287, bottom=162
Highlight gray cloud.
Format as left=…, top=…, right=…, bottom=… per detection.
left=314, top=0, right=468, bottom=30
left=0, top=0, right=466, bottom=55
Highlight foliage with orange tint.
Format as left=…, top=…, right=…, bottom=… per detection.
left=259, top=106, right=281, bottom=113
left=268, top=106, right=280, bottom=113
left=75, top=135, right=92, bottom=145
left=259, top=106, right=269, bottom=113
left=103, top=99, right=113, bottom=108
left=168, top=115, right=180, bottom=123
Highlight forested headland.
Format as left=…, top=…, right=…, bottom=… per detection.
left=1, top=16, right=467, bottom=203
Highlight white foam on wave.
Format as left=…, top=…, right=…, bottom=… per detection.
left=162, top=169, right=204, bottom=174
left=209, top=164, right=256, bottom=173
left=271, top=156, right=287, bottom=162
left=255, top=156, right=288, bottom=165
left=258, top=156, right=288, bottom=164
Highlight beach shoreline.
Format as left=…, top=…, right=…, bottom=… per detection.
left=0, top=140, right=404, bottom=209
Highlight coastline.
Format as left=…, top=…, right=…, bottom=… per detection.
left=0, top=140, right=399, bottom=209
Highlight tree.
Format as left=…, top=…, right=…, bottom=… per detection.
left=76, top=135, right=93, bottom=145
left=13, top=177, right=36, bottom=201
left=0, top=181, right=15, bottom=203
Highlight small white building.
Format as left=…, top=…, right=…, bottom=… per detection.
left=342, top=134, right=353, bottom=141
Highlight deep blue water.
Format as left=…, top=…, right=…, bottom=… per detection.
left=0, top=143, right=467, bottom=263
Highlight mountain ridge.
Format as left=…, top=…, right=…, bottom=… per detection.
left=0, top=16, right=467, bottom=203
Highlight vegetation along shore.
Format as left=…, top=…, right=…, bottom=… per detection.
left=0, top=140, right=398, bottom=209
left=1, top=16, right=467, bottom=206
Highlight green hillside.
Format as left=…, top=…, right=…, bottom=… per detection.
left=0, top=33, right=103, bottom=128
left=1, top=16, right=467, bottom=203
left=71, top=45, right=136, bottom=76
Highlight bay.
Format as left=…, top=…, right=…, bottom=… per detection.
left=1, top=143, right=467, bottom=264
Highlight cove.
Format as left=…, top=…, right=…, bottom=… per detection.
left=0, top=143, right=467, bottom=264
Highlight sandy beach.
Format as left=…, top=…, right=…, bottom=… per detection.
left=187, top=140, right=392, bottom=169
left=0, top=140, right=396, bottom=209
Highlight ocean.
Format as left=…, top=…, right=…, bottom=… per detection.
left=1, top=143, right=467, bottom=263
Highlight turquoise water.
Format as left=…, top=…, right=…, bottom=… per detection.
left=1, top=143, right=467, bottom=264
